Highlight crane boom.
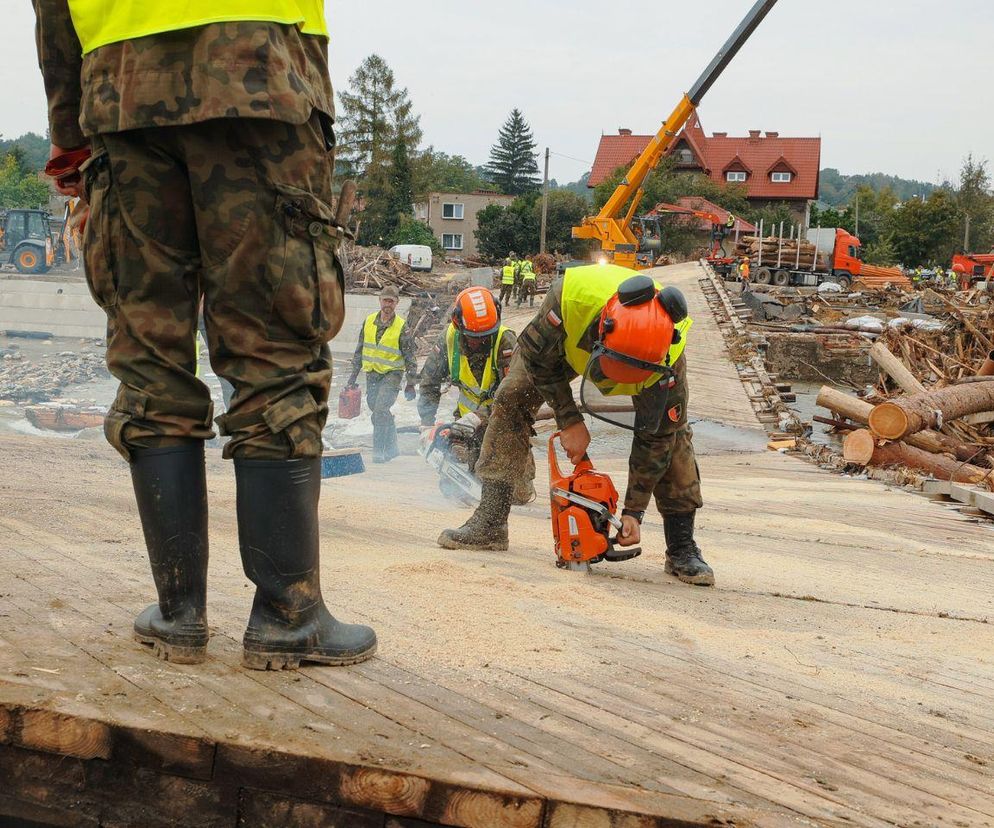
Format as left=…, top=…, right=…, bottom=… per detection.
left=572, top=0, right=779, bottom=269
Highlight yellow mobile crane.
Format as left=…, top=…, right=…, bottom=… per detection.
left=572, top=0, right=780, bottom=269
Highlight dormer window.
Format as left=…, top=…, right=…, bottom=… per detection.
left=677, top=148, right=695, bottom=165
left=771, top=171, right=792, bottom=183
left=726, top=171, right=747, bottom=183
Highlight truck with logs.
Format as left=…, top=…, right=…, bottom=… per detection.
left=746, top=227, right=909, bottom=290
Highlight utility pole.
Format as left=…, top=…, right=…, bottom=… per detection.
left=965, top=214, right=972, bottom=252
left=540, top=147, right=550, bottom=254
left=854, top=193, right=860, bottom=237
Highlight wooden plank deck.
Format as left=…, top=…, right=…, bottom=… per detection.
left=2, top=263, right=993, bottom=827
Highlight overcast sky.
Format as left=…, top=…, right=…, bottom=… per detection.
left=4, top=0, right=991, bottom=186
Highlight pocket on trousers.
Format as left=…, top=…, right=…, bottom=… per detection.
left=81, top=152, right=118, bottom=311
left=267, top=183, right=345, bottom=344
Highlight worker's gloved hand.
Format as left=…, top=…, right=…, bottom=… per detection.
left=617, top=515, right=641, bottom=548
left=559, top=420, right=591, bottom=465
left=404, top=383, right=417, bottom=401
left=450, top=411, right=483, bottom=442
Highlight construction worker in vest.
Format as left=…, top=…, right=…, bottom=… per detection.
left=725, top=214, right=736, bottom=231
left=499, top=253, right=517, bottom=306
left=418, top=287, right=523, bottom=483
left=739, top=257, right=751, bottom=285
left=33, top=2, right=377, bottom=668
left=518, top=258, right=538, bottom=308
left=438, top=264, right=715, bottom=587
left=347, top=285, right=419, bottom=463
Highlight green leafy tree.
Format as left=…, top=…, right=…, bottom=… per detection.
left=485, top=109, right=540, bottom=196
left=0, top=153, right=51, bottom=209
left=475, top=195, right=541, bottom=260
left=862, top=237, right=898, bottom=266
left=337, top=54, right=422, bottom=179
left=0, top=133, right=50, bottom=172
left=818, top=168, right=935, bottom=207
left=386, top=216, right=442, bottom=254
left=751, top=203, right=802, bottom=236
left=412, top=149, right=487, bottom=198
left=533, top=190, right=591, bottom=256
left=957, top=155, right=993, bottom=252
left=382, top=138, right=414, bottom=239
left=885, top=190, right=961, bottom=266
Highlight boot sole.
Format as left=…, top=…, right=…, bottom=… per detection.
left=242, top=642, right=377, bottom=671
left=664, top=563, right=716, bottom=587
left=437, top=534, right=508, bottom=551
left=134, top=632, right=208, bottom=665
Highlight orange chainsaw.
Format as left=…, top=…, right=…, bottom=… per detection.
left=548, top=433, right=642, bottom=572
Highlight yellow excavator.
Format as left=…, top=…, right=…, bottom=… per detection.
left=572, top=0, right=779, bottom=269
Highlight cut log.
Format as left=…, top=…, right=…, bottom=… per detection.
left=816, top=385, right=961, bottom=456
left=869, top=342, right=926, bottom=395
left=869, top=382, right=994, bottom=440
left=843, top=429, right=991, bottom=485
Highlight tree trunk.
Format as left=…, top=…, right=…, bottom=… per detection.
left=816, top=386, right=961, bottom=456
left=868, top=342, right=926, bottom=394
left=843, top=429, right=991, bottom=485
left=869, top=383, right=994, bottom=440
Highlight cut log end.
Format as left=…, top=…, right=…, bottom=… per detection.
left=843, top=429, right=877, bottom=466
left=868, top=402, right=912, bottom=440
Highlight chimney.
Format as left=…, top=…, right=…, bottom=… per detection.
left=712, top=132, right=727, bottom=138
left=619, top=128, right=632, bottom=136
left=748, top=130, right=761, bottom=140
left=765, top=131, right=779, bottom=138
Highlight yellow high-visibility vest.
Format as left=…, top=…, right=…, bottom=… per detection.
left=445, top=323, right=510, bottom=417
left=560, top=265, right=691, bottom=397
left=361, top=313, right=406, bottom=374
left=67, top=0, right=328, bottom=55
left=501, top=265, right=516, bottom=285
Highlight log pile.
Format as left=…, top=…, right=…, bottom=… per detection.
left=341, top=243, right=447, bottom=295
left=735, top=236, right=826, bottom=270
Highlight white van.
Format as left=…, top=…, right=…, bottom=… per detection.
left=389, top=244, right=433, bottom=273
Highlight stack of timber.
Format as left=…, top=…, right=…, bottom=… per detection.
left=735, top=235, right=826, bottom=270
left=854, top=264, right=912, bottom=290
left=341, top=243, right=447, bottom=295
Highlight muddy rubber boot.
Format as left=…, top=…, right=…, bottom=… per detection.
left=437, top=480, right=512, bottom=551
left=371, top=426, right=386, bottom=464
left=130, top=444, right=210, bottom=664
left=235, top=457, right=377, bottom=670
left=663, top=512, right=716, bottom=587
left=383, top=421, right=400, bottom=462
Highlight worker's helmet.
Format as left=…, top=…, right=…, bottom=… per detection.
left=452, top=286, right=501, bottom=337
left=952, top=263, right=967, bottom=274
left=595, top=275, right=687, bottom=384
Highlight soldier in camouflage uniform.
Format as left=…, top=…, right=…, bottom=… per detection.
left=438, top=266, right=714, bottom=586
left=33, top=1, right=377, bottom=668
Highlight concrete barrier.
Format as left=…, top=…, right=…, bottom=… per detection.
left=0, top=278, right=408, bottom=355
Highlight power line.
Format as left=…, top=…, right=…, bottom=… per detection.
left=549, top=151, right=594, bottom=168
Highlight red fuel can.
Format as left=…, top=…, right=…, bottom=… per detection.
left=338, top=385, right=362, bottom=420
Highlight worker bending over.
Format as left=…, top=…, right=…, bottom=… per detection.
left=33, top=0, right=377, bottom=668
left=438, top=264, right=714, bottom=586
left=348, top=285, right=418, bottom=463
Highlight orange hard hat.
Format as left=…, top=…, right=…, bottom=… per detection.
left=952, top=263, right=967, bottom=274
left=452, top=286, right=501, bottom=337
left=597, top=275, right=685, bottom=384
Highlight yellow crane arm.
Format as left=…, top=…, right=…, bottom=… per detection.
left=573, top=0, right=779, bottom=269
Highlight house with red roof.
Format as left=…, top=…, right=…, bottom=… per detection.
left=589, top=116, right=821, bottom=222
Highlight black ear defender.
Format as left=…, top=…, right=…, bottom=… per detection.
left=617, top=275, right=657, bottom=307
left=657, top=286, right=688, bottom=323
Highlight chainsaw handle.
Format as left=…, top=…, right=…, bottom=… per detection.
left=548, top=432, right=593, bottom=476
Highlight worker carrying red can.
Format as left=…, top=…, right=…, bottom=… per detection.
left=437, top=264, right=715, bottom=586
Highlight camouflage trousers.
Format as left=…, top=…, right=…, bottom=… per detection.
left=365, top=370, right=402, bottom=458
left=475, top=352, right=703, bottom=516
left=82, top=112, right=344, bottom=460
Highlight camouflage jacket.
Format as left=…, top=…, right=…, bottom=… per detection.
left=33, top=0, right=334, bottom=148
left=518, top=278, right=692, bottom=511
left=350, top=314, right=419, bottom=383
left=418, top=328, right=518, bottom=425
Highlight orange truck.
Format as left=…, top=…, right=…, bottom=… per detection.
left=751, top=228, right=908, bottom=290
left=952, top=253, right=994, bottom=287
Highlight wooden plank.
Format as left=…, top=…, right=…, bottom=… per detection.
left=237, top=788, right=384, bottom=828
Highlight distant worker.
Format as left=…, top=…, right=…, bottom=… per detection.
left=419, top=287, right=517, bottom=474
left=438, top=265, right=715, bottom=587
left=32, top=0, right=377, bottom=669
left=953, top=262, right=971, bottom=292
left=739, top=257, right=751, bottom=285
left=725, top=214, right=736, bottom=230
left=518, top=258, right=537, bottom=308
left=512, top=256, right=525, bottom=303
left=499, top=255, right=516, bottom=306
left=347, top=286, right=419, bottom=463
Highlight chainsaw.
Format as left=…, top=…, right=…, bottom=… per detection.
left=548, top=433, right=642, bottom=572
left=419, top=422, right=482, bottom=506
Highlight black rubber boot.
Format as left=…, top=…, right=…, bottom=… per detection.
left=437, top=480, right=512, bottom=550
left=130, top=444, right=210, bottom=664
left=371, top=425, right=386, bottom=464
left=235, top=457, right=377, bottom=670
left=663, top=512, right=715, bottom=587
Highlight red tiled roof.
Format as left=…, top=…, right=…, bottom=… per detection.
left=588, top=118, right=821, bottom=201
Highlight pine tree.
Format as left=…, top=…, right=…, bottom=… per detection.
left=337, top=54, right=422, bottom=178
left=485, top=109, right=540, bottom=196
left=385, top=139, right=414, bottom=237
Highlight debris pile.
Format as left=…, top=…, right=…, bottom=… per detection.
left=0, top=349, right=108, bottom=404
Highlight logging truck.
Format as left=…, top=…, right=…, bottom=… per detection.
left=751, top=227, right=904, bottom=291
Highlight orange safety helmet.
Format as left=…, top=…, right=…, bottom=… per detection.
left=596, top=275, right=686, bottom=384
left=452, top=286, right=501, bottom=337
left=952, top=263, right=967, bottom=274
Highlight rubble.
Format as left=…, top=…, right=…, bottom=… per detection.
left=0, top=348, right=108, bottom=403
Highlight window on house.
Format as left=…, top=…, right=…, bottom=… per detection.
left=676, top=149, right=695, bottom=165
left=771, top=171, right=793, bottom=183
left=442, top=203, right=464, bottom=220
left=442, top=234, right=464, bottom=250
left=726, top=171, right=747, bottom=183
